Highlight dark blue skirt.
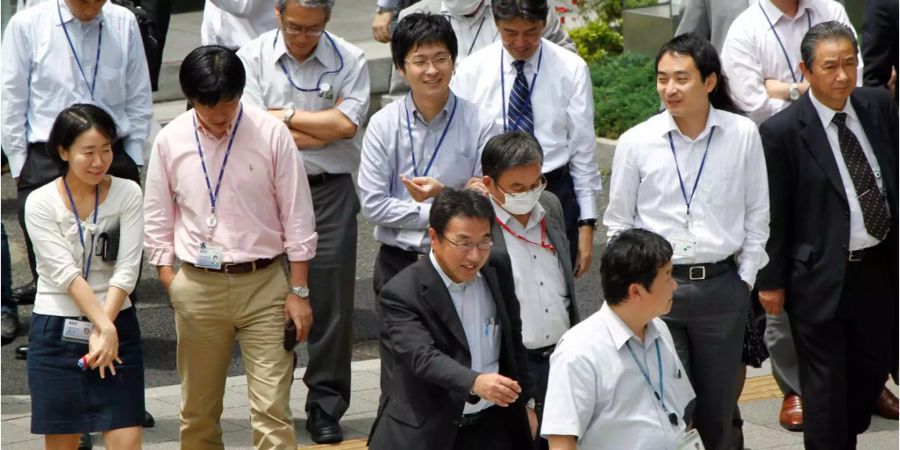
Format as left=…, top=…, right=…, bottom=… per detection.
left=28, top=307, right=145, bottom=434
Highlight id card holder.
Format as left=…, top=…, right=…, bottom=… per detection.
left=669, top=233, right=697, bottom=259
left=677, top=429, right=705, bottom=450
left=396, top=228, right=425, bottom=249
left=196, top=242, right=224, bottom=270
left=61, top=318, right=93, bottom=344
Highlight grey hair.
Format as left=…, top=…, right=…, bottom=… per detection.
left=481, top=131, right=545, bottom=181
left=276, top=0, right=335, bottom=20
left=800, top=21, right=858, bottom=68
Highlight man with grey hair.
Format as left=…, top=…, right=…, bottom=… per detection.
left=758, top=21, right=898, bottom=450
left=237, top=0, right=370, bottom=444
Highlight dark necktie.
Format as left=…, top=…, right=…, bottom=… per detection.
left=507, top=60, right=534, bottom=134
left=831, top=112, right=890, bottom=240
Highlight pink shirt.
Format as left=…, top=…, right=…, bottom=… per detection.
left=143, top=104, right=317, bottom=265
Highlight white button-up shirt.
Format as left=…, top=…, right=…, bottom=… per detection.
left=541, top=304, right=695, bottom=450
left=491, top=198, right=570, bottom=349
left=429, top=251, right=499, bottom=415
left=237, top=29, right=370, bottom=175
left=452, top=40, right=602, bottom=220
left=721, top=0, right=859, bottom=124
left=201, top=0, right=277, bottom=50
left=1, top=0, right=153, bottom=176
left=603, top=107, right=770, bottom=287
left=358, top=93, right=497, bottom=252
left=808, top=90, right=886, bottom=250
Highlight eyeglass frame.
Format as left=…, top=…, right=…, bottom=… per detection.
left=281, top=17, right=326, bottom=37
left=497, top=175, right=548, bottom=196
left=440, top=236, right=494, bottom=252
left=403, top=54, right=454, bottom=70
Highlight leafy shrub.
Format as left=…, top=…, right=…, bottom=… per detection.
left=569, top=20, right=624, bottom=65
left=589, top=52, right=660, bottom=138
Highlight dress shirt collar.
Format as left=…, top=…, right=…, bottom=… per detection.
left=808, top=89, right=860, bottom=131
left=660, top=105, right=724, bottom=143
left=599, top=303, right=661, bottom=351
left=491, top=195, right=546, bottom=231
left=275, top=30, right=336, bottom=68
left=194, top=103, right=244, bottom=141
left=502, top=40, right=543, bottom=73
left=429, top=250, right=483, bottom=293
left=759, top=0, right=813, bottom=24
left=406, top=91, right=456, bottom=126
left=56, top=0, right=106, bottom=26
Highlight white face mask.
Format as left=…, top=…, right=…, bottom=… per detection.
left=496, top=183, right=544, bottom=215
left=443, top=0, right=484, bottom=17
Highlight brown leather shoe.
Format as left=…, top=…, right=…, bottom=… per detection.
left=779, top=393, right=803, bottom=431
left=874, top=387, right=899, bottom=420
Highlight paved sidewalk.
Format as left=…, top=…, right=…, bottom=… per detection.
left=2, top=358, right=897, bottom=449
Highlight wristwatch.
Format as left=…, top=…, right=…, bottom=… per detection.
left=376, top=6, right=395, bottom=14
left=789, top=83, right=800, bottom=101
left=577, top=219, right=598, bottom=230
left=525, top=398, right=536, bottom=410
left=290, top=285, right=309, bottom=298
left=283, top=108, right=295, bottom=126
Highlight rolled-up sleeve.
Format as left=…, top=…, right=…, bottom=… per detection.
left=336, top=51, right=371, bottom=127
left=108, top=181, right=144, bottom=294
left=273, top=125, right=318, bottom=261
left=25, top=194, right=82, bottom=292
left=143, top=136, right=177, bottom=266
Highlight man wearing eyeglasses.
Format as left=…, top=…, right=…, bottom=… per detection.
left=368, top=188, right=537, bottom=450
left=236, top=1, right=369, bottom=444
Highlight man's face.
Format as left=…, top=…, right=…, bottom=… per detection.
left=66, top=0, right=106, bottom=22
left=483, top=162, right=543, bottom=208
left=497, top=18, right=545, bottom=61
left=634, top=262, right=677, bottom=317
left=399, top=42, right=454, bottom=100
left=276, top=3, right=328, bottom=61
left=801, top=38, right=858, bottom=109
left=429, top=216, right=493, bottom=283
left=656, top=52, right=715, bottom=121
left=192, top=98, right=242, bottom=138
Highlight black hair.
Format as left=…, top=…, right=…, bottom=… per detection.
left=179, top=45, right=246, bottom=107
left=481, top=131, right=544, bottom=181
left=657, top=33, right=742, bottom=115
left=600, top=229, right=673, bottom=306
left=492, top=0, right=548, bottom=23
left=391, top=13, right=458, bottom=71
left=47, top=104, right=118, bottom=172
left=429, top=188, right=494, bottom=237
left=800, top=21, right=858, bottom=68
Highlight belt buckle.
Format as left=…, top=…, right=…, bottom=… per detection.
left=689, top=266, right=706, bottom=280
left=848, top=251, right=863, bottom=262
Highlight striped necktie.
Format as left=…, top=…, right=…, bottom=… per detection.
left=507, top=60, right=534, bottom=134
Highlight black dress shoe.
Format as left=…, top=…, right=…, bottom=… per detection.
left=11, top=281, right=36, bottom=305
left=78, top=432, right=92, bottom=450
left=14, top=345, right=28, bottom=360
left=143, top=410, right=155, bottom=428
left=1, top=312, right=19, bottom=345
left=305, top=404, right=343, bottom=444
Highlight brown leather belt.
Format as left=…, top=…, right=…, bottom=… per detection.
left=185, top=256, right=279, bottom=275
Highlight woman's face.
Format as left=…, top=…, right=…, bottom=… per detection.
left=59, top=127, right=113, bottom=186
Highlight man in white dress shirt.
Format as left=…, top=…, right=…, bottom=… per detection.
left=236, top=0, right=370, bottom=443
left=603, top=33, right=770, bottom=450
left=542, top=228, right=695, bottom=450
left=452, top=0, right=601, bottom=277
left=201, top=0, right=277, bottom=50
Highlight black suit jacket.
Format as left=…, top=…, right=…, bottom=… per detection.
left=757, top=88, right=899, bottom=324
left=862, top=0, right=899, bottom=94
left=368, top=253, right=533, bottom=450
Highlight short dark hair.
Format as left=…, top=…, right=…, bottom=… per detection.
left=429, top=188, right=494, bottom=237
left=657, top=33, right=742, bottom=115
left=47, top=104, right=118, bottom=172
left=600, top=229, right=673, bottom=306
left=391, top=13, right=458, bottom=71
left=179, top=45, right=246, bottom=107
left=481, top=132, right=544, bottom=181
left=492, top=0, right=548, bottom=23
left=800, top=21, right=858, bottom=68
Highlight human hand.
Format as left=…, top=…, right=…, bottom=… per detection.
left=574, top=226, right=593, bottom=278
left=471, top=373, right=521, bottom=407
left=158, top=266, right=176, bottom=292
left=889, top=67, right=897, bottom=98
left=464, top=177, right=488, bottom=195
left=88, top=325, right=121, bottom=379
left=285, top=293, right=313, bottom=342
left=526, top=405, right=538, bottom=438
left=401, top=176, right=444, bottom=202
left=758, top=289, right=785, bottom=316
left=372, top=10, right=394, bottom=43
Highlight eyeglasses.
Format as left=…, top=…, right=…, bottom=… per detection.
left=404, top=55, right=453, bottom=70
left=282, top=20, right=325, bottom=37
left=442, top=236, right=494, bottom=252
left=499, top=175, right=547, bottom=196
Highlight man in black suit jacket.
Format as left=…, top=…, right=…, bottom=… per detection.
left=369, top=188, right=537, bottom=450
left=757, top=21, right=899, bottom=450
left=862, top=0, right=898, bottom=98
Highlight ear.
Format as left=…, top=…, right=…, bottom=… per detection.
left=274, top=5, right=282, bottom=21
left=704, top=71, right=718, bottom=94
left=427, top=227, right=439, bottom=244
left=58, top=146, right=70, bottom=162
left=482, top=175, right=495, bottom=190
left=627, top=282, right=643, bottom=301
left=800, top=61, right=810, bottom=78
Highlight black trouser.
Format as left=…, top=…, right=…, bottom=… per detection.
left=453, top=406, right=513, bottom=450
left=526, top=347, right=553, bottom=450
left=791, top=242, right=896, bottom=450
left=544, top=165, right=579, bottom=267
left=16, top=141, right=140, bottom=281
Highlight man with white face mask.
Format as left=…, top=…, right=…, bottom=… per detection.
left=481, top=131, right=579, bottom=450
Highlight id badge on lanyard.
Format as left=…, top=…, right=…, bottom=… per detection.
left=62, top=318, right=93, bottom=344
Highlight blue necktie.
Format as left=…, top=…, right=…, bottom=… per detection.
left=507, top=60, right=534, bottom=134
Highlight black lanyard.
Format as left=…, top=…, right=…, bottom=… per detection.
left=759, top=3, right=812, bottom=83
left=63, top=177, right=99, bottom=280
left=58, top=0, right=102, bottom=100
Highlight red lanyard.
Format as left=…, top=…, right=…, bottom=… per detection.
left=495, top=216, right=556, bottom=253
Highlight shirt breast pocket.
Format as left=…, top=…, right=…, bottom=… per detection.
left=480, top=323, right=501, bottom=366
left=703, top=169, right=743, bottom=207
left=98, top=64, right=127, bottom=108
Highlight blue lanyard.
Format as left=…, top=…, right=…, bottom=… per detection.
left=273, top=30, right=344, bottom=93
left=625, top=339, right=679, bottom=426
left=404, top=93, right=458, bottom=178
left=668, top=128, right=715, bottom=221
left=63, top=177, right=99, bottom=280
left=57, top=0, right=102, bottom=100
left=759, top=3, right=812, bottom=83
left=500, top=44, right=543, bottom=132
left=448, top=14, right=487, bottom=56
left=192, top=105, right=244, bottom=222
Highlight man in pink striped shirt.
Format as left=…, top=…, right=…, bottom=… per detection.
left=143, top=46, right=318, bottom=449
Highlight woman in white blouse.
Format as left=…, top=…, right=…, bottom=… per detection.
left=24, top=104, right=145, bottom=449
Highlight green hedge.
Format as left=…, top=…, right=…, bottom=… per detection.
left=589, top=52, right=659, bottom=139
